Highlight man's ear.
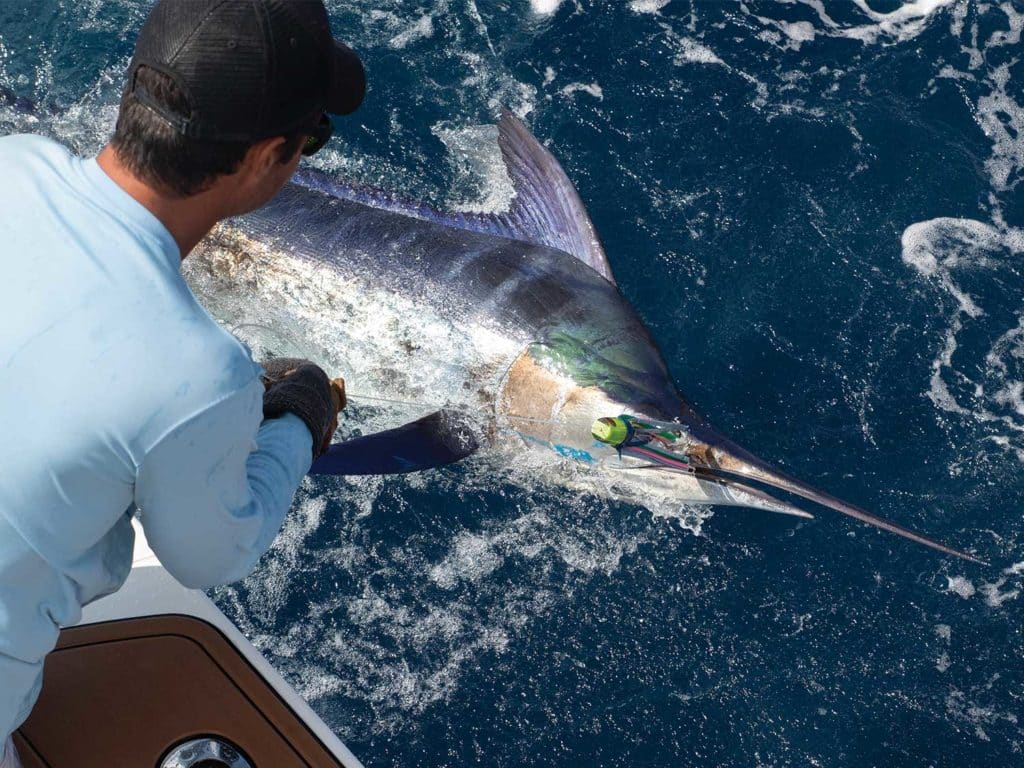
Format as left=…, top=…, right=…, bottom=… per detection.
left=243, top=135, right=289, bottom=176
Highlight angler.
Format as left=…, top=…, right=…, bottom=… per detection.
left=0, top=1, right=371, bottom=762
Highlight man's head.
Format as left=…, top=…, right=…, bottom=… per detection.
left=111, top=0, right=365, bottom=204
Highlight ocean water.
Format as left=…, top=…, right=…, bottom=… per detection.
left=2, top=1, right=1023, bottom=765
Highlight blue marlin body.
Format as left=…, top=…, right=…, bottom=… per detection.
left=183, top=111, right=980, bottom=563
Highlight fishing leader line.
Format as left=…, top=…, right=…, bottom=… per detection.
left=345, top=391, right=567, bottom=429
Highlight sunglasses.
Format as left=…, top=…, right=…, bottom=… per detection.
left=302, top=114, right=335, bottom=156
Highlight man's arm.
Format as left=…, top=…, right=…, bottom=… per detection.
left=134, top=377, right=313, bottom=589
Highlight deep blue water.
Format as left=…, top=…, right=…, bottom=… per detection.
left=3, top=1, right=1023, bottom=766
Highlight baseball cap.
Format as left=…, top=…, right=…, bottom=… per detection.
left=125, top=0, right=366, bottom=142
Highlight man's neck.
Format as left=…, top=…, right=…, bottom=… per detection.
left=96, top=145, right=228, bottom=258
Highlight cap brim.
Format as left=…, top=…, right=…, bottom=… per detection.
left=326, top=40, right=365, bottom=115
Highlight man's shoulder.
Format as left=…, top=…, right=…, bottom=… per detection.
left=0, top=133, right=63, bottom=151
left=0, top=133, right=72, bottom=167
left=0, top=135, right=80, bottom=209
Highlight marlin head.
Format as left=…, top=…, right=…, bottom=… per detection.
left=497, top=337, right=984, bottom=564
left=498, top=343, right=817, bottom=521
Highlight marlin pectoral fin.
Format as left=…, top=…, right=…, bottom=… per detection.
left=310, top=410, right=478, bottom=476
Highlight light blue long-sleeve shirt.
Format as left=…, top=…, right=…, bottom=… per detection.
left=0, top=135, right=313, bottom=739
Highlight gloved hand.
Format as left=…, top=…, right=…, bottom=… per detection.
left=260, top=357, right=345, bottom=460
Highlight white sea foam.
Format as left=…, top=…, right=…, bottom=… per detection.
left=986, top=2, right=1024, bottom=48
left=839, top=0, right=956, bottom=44
left=432, top=122, right=516, bottom=214
left=452, top=50, right=538, bottom=121
left=901, top=218, right=1024, bottom=452
left=629, top=0, right=672, bottom=14
left=901, top=218, right=1017, bottom=309
left=933, top=5, right=1024, bottom=199
left=781, top=21, right=817, bottom=44
left=946, top=575, right=976, bottom=598
left=560, top=81, right=604, bottom=100
left=745, top=0, right=956, bottom=49
left=529, top=0, right=563, bottom=16
left=975, top=63, right=1024, bottom=193
left=674, top=37, right=725, bottom=67
left=1004, top=560, right=1024, bottom=576
left=745, top=13, right=818, bottom=51
left=388, top=14, right=435, bottom=49
left=942, top=574, right=1021, bottom=608
left=945, top=686, right=1020, bottom=742
left=948, top=0, right=968, bottom=37
left=892, top=2, right=1024, bottom=473
left=979, top=578, right=1021, bottom=608
left=851, top=0, right=954, bottom=27
left=428, top=530, right=505, bottom=588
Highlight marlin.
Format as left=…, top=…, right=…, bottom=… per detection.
left=183, top=110, right=982, bottom=564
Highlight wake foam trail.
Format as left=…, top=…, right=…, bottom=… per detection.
left=213, top=462, right=665, bottom=739
left=902, top=218, right=1024, bottom=462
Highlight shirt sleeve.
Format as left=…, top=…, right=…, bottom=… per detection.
left=134, top=377, right=313, bottom=589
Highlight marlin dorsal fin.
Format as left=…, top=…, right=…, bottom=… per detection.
left=290, top=111, right=614, bottom=284
left=492, top=109, right=613, bottom=282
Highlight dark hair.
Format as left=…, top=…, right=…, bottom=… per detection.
left=111, top=66, right=305, bottom=197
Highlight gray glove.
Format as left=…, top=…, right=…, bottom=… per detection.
left=260, top=357, right=336, bottom=461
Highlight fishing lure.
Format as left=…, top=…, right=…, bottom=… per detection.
left=591, top=415, right=694, bottom=473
